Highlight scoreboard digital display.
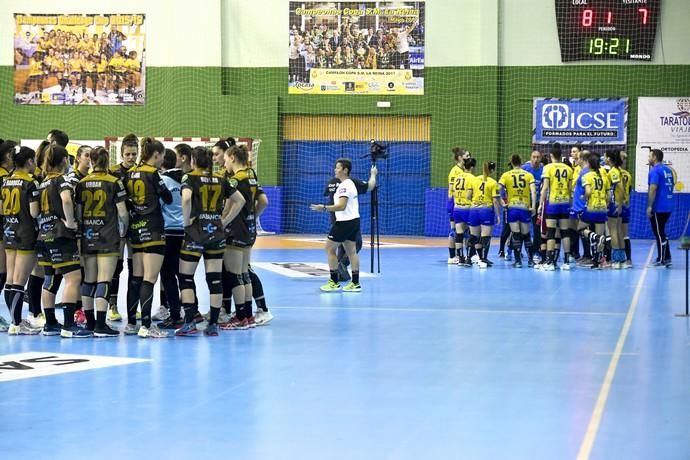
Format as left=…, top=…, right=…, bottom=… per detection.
left=555, top=0, right=661, bottom=62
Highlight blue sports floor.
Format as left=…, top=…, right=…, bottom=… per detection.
left=1, top=237, right=689, bottom=460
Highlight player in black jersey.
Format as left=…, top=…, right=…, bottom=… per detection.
left=175, top=147, right=243, bottom=336
left=108, top=133, right=138, bottom=322
left=124, top=138, right=173, bottom=338
left=0, top=141, right=15, bottom=331
left=35, top=145, right=89, bottom=337
left=2, top=146, right=41, bottom=335
left=221, top=145, right=268, bottom=330
left=76, top=147, right=129, bottom=337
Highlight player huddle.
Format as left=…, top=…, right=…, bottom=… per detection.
left=0, top=131, right=272, bottom=338
left=447, top=144, right=641, bottom=270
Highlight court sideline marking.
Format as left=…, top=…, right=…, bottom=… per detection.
left=576, top=244, right=655, bottom=460
left=272, top=305, right=625, bottom=316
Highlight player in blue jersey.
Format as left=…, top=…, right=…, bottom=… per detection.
left=647, top=149, right=675, bottom=267
left=522, top=150, right=543, bottom=264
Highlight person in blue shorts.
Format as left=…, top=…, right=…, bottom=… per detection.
left=647, top=149, right=675, bottom=267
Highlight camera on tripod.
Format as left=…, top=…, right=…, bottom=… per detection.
left=369, top=140, right=389, bottom=162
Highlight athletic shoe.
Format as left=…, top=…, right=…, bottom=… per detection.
left=527, top=258, right=535, bottom=268
left=512, top=261, right=523, bottom=268
left=622, top=261, right=633, bottom=269
left=108, top=305, right=122, bottom=322
left=94, top=324, right=120, bottom=338
left=74, top=309, right=87, bottom=325
left=247, top=316, right=256, bottom=328
left=218, top=311, right=232, bottom=324
left=0, top=316, right=10, bottom=332
left=664, top=260, right=673, bottom=268
left=342, top=282, right=362, bottom=292
left=218, top=313, right=236, bottom=327
left=577, top=257, right=593, bottom=267
left=543, top=263, right=556, bottom=271
left=152, top=306, right=170, bottom=322
left=255, top=310, right=274, bottom=326
left=505, top=252, right=513, bottom=261
left=470, top=254, right=480, bottom=265
left=497, top=250, right=505, bottom=259
left=138, top=324, right=169, bottom=339
left=220, top=317, right=249, bottom=330
left=42, top=322, right=63, bottom=336
left=612, top=262, right=621, bottom=270
left=8, top=322, right=41, bottom=335
left=61, top=325, right=94, bottom=338
left=484, top=259, right=494, bottom=267
left=158, top=317, right=184, bottom=330
left=447, top=256, right=459, bottom=264
left=27, top=313, right=45, bottom=329
left=203, top=323, right=219, bottom=336
left=175, top=322, right=198, bottom=336
left=560, top=263, right=571, bottom=271
left=123, top=323, right=139, bottom=335
left=320, top=280, right=342, bottom=292
left=193, top=312, right=205, bottom=323
left=478, top=260, right=488, bottom=269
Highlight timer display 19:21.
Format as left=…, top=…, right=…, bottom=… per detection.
left=587, top=37, right=630, bottom=56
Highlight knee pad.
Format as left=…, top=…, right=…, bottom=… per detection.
left=242, top=272, right=251, bottom=285
left=113, top=258, right=124, bottom=276
left=81, top=282, right=96, bottom=298
left=95, top=281, right=110, bottom=300
left=43, top=273, right=57, bottom=294
left=468, top=234, right=478, bottom=246
left=448, top=229, right=456, bottom=239
left=454, top=232, right=463, bottom=244
left=510, top=232, right=522, bottom=250
left=178, top=274, right=196, bottom=292
left=546, top=228, right=556, bottom=240
left=205, top=272, right=223, bottom=295
left=522, top=233, right=532, bottom=248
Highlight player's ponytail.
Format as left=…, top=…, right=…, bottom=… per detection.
left=191, top=146, right=213, bottom=175
left=510, top=154, right=522, bottom=168
left=482, top=161, right=496, bottom=180
left=139, top=137, right=164, bottom=164
left=452, top=147, right=467, bottom=163
left=605, top=149, right=622, bottom=168
left=36, top=140, right=50, bottom=171
left=44, top=144, right=68, bottom=172
left=228, top=144, right=249, bottom=167
left=90, top=146, right=110, bottom=171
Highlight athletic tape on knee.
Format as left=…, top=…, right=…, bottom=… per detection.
left=95, top=281, right=110, bottom=300
left=205, top=272, right=223, bottom=295
left=80, top=282, right=96, bottom=298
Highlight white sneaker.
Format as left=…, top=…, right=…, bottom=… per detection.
left=534, top=263, right=543, bottom=271
left=152, top=306, right=170, bottom=321
left=138, top=324, right=169, bottom=339
left=218, top=311, right=232, bottom=324
left=471, top=254, right=480, bottom=265
left=622, top=261, right=633, bottom=269
left=543, top=263, right=556, bottom=271
left=612, top=262, right=622, bottom=270
left=561, top=263, right=571, bottom=271
left=9, top=322, right=41, bottom=335
left=27, top=313, right=45, bottom=329
left=478, top=261, right=488, bottom=269
left=447, top=256, right=459, bottom=264
left=123, top=323, right=139, bottom=335
left=255, top=310, right=274, bottom=326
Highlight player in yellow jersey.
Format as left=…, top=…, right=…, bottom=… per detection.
left=467, top=161, right=500, bottom=268
left=96, top=53, right=109, bottom=93
left=109, top=51, right=127, bottom=96
left=23, top=54, right=44, bottom=96
left=619, top=151, right=634, bottom=268
left=80, top=53, right=98, bottom=97
left=452, top=153, right=475, bottom=266
left=446, top=147, right=469, bottom=263
left=499, top=154, right=536, bottom=268
left=605, top=150, right=625, bottom=268
left=580, top=155, right=611, bottom=270
left=125, top=51, right=140, bottom=95
left=538, top=146, right=573, bottom=270
left=0, top=142, right=15, bottom=331
left=68, top=52, right=83, bottom=91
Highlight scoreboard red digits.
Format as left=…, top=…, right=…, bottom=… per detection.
left=555, top=0, right=661, bottom=62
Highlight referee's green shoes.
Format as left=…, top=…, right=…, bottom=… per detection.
left=320, top=280, right=342, bottom=292
left=342, top=282, right=362, bottom=292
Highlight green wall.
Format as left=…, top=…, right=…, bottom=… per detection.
left=1, top=65, right=689, bottom=186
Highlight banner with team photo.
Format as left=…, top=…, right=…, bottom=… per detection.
left=13, top=13, right=146, bottom=105
left=637, top=97, right=690, bottom=144
left=288, top=2, right=425, bottom=95
left=533, top=98, right=628, bottom=144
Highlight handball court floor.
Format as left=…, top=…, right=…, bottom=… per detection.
left=1, top=235, right=689, bottom=460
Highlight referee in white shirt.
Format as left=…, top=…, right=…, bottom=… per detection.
left=311, top=159, right=377, bottom=292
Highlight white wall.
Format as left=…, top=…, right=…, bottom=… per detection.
left=0, top=0, right=221, bottom=66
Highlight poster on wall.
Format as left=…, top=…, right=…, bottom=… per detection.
left=634, top=97, right=690, bottom=192
left=13, top=13, right=146, bottom=105
left=532, top=98, right=628, bottom=144
left=288, top=2, right=425, bottom=95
